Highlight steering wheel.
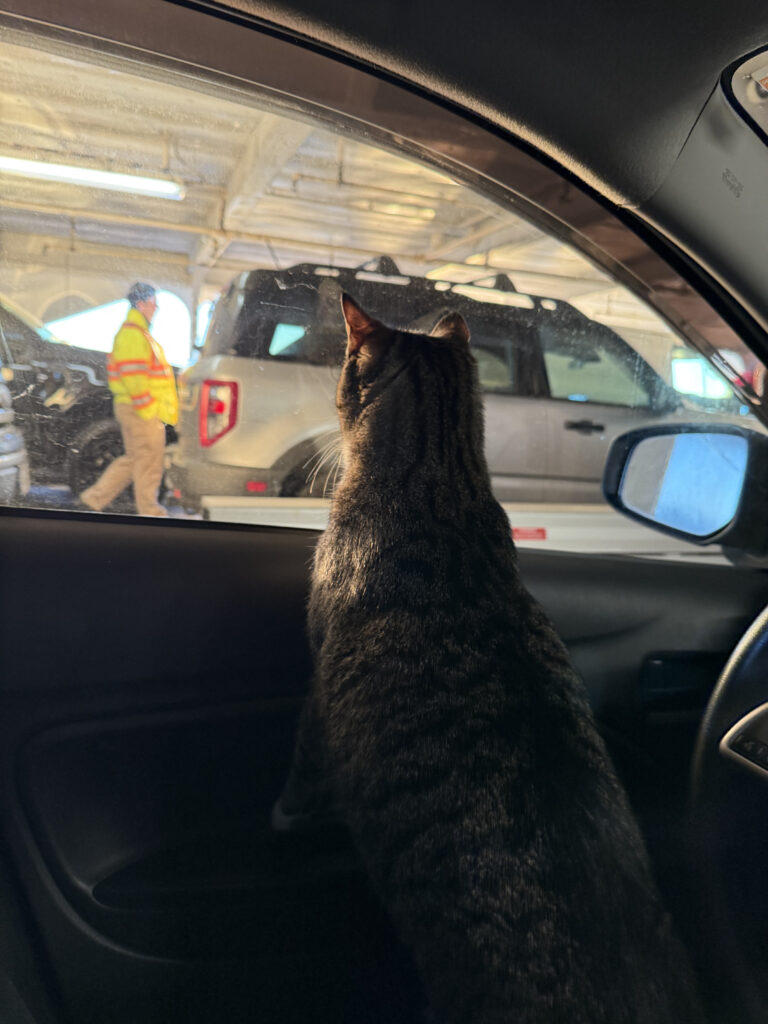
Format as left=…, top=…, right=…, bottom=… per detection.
left=691, top=603, right=768, bottom=1024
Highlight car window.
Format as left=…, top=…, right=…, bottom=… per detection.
left=406, top=309, right=518, bottom=392
left=0, top=306, right=49, bottom=365
left=269, top=324, right=308, bottom=357
left=540, top=323, right=654, bottom=408
left=475, top=346, right=514, bottom=390
left=1, top=21, right=763, bottom=560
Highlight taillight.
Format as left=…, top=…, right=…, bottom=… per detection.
left=199, top=380, right=238, bottom=447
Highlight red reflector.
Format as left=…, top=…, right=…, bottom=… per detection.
left=172, top=488, right=182, bottom=499
left=246, top=480, right=268, bottom=493
left=512, top=527, right=547, bottom=541
left=209, top=398, right=226, bottom=415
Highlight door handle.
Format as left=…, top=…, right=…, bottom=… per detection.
left=564, top=419, right=605, bottom=434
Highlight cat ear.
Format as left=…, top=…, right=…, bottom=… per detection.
left=430, top=311, right=470, bottom=345
left=341, top=293, right=383, bottom=355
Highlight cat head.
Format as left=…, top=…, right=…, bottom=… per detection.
left=336, top=293, right=487, bottom=492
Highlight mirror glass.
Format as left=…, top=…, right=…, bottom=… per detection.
left=620, top=432, right=748, bottom=537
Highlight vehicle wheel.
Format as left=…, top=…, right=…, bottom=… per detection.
left=69, top=419, right=134, bottom=513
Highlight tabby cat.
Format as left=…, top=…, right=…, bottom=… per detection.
left=273, top=294, right=704, bottom=1024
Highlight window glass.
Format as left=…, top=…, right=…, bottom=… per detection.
left=544, top=350, right=642, bottom=405
left=474, top=345, right=514, bottom=391
left=540, top=324, right=653, bottom=408
left=0, top=25, right=762, bottom=559
left=269, top=324, right=308, bottom=357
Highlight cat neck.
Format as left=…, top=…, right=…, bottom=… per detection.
left=328, top=465, right=510, bottom=551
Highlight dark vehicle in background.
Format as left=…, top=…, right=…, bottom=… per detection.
left=170, top=260, right=750, bottom=507
left=0, top=295, right=121, bottom=497
left=0, top=377, right=30, bottom=503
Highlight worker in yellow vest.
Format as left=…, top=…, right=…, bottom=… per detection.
left=80, top=282, right=179, bottom=516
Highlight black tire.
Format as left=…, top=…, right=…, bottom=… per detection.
left=69, top=419, right=134, bottom=513
left=279, top=457, right=337, bottom=498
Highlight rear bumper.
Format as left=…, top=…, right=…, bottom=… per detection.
left=166, top=448, right=282, bottom=507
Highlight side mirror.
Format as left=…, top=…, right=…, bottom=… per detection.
left=603, top=424, right=768, bottom=557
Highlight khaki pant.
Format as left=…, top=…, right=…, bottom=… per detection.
left=80, top=403, right=167, bottom=516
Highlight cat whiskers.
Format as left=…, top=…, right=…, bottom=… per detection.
left=304, top=432, right=344, bottom=496
left=328, top=445, right=345, bottom=497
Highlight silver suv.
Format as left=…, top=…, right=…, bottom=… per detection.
left=168, top=261, right=752, bottom=508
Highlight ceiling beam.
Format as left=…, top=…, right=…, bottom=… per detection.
left=222, top=114, right=312, bottom=229
left=190, top=115, right=312, bottom=271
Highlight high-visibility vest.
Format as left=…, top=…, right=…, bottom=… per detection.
left=107, top=308, right=178, bottom=425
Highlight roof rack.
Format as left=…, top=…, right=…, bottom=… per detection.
left=466, top=272, right=518, bottom=292
left=355, top=255, right=402, bottom=276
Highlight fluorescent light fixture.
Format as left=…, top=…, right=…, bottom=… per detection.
left=0, top=156, right=184, bottom=200
left=349, top=198, right=435, bottom=220
left=426, top=263, right=484, bottom=282
left=356, top=271, right=411, bottom=285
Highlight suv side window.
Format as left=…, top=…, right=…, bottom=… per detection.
left=474, top=344, right=514, bottom=391
left=0, top=307, right=44, bottom=366
left=539, top=322, right=654, bottom=408
left=406, top=311, right=529, bottom=394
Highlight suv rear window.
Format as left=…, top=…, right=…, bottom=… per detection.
left=204, top=277, right=345, bottom=366
left=203, top=266, right=550, bottom=394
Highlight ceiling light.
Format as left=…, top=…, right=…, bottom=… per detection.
left=0, top=156, right=184, bottom=200
left=370, top=201, right=435, bottom=220
left=452, top=284, right=534, bottom=308
left=426, top=263, right=485, bottom=282
left=350, top=198, right=435, bottom=220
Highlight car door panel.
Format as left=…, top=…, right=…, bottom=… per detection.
left=543, top=398, right=661, bottom=500
left=536, top=317, right=689, bottom=501
left=1, top=511, right=766, bottom=1023
left=484, top=394, right=550, bottom=501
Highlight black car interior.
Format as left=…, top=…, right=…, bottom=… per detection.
left=2, top=0, right=768, bottom=1022
left=0, top=511, right=766, bottom=1023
